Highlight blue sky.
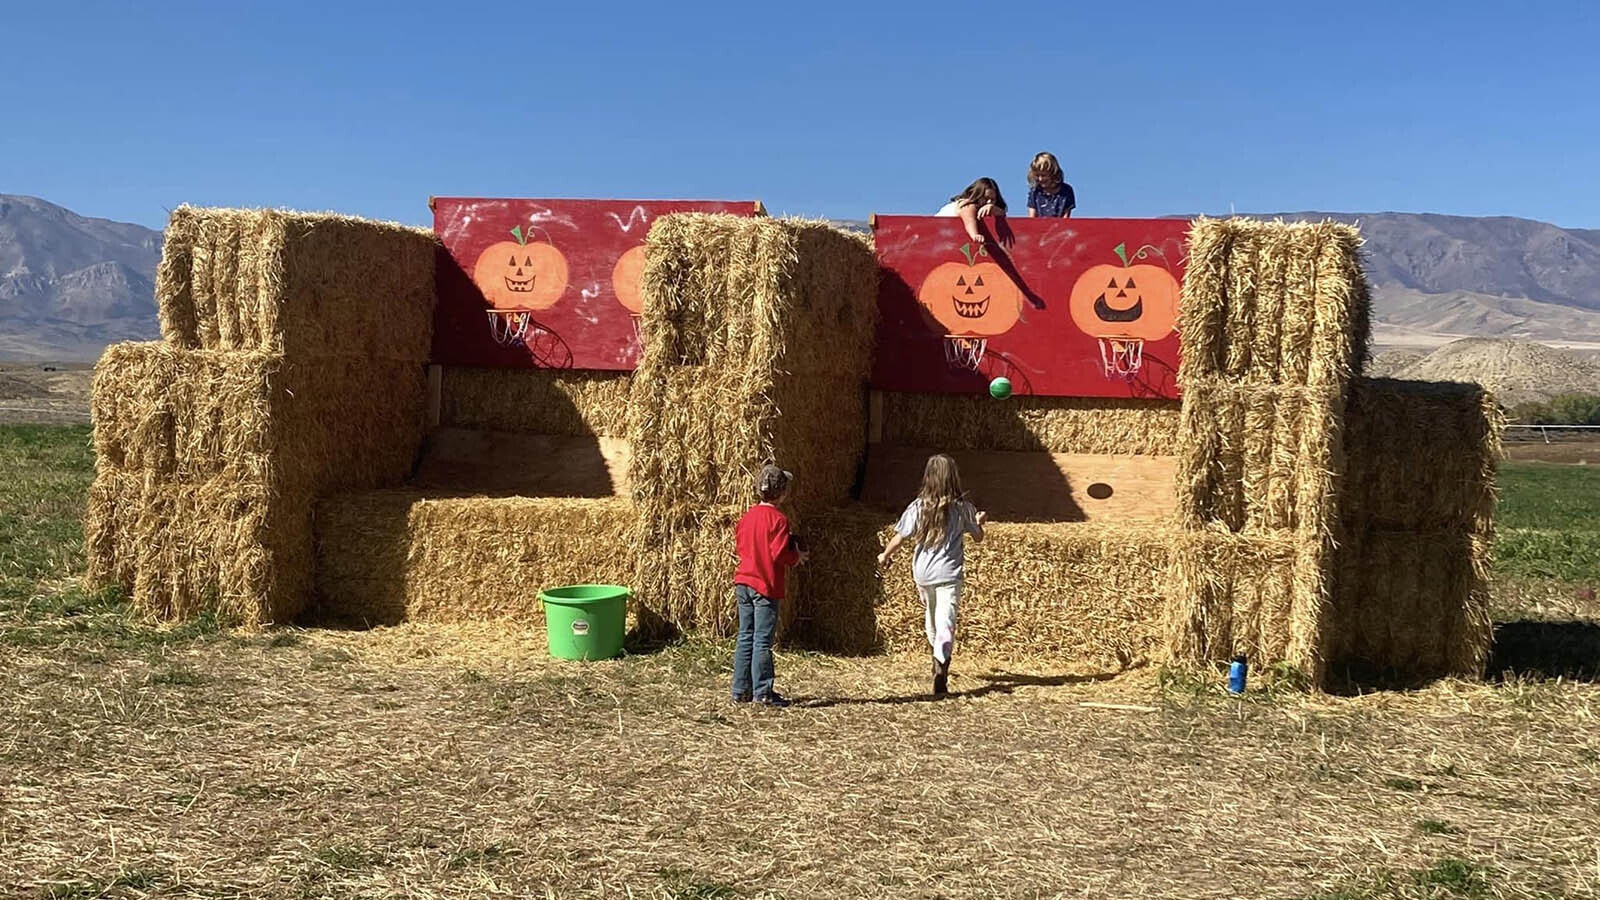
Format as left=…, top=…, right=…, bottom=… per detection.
left=5, top=0, right=1598, bottom=229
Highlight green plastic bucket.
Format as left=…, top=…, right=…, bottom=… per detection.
left=540, top=584, right=629, bottom=660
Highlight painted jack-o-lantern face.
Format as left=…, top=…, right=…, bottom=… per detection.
left=472, top=226, right=568, bottom=310
left=916, top=246, right=1023, bottom=337
left=612, top=244, right=647, bottom=315
left=1068, top=243, right=1180, bottom=342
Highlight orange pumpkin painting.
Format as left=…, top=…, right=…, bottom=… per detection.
left=471, top=226, right=569, bottom=310
left=611, top=244, right=648, bottom=315
left=915, top=244, right=1023, bottom=337
left=1067, top=243, right=1180, bottom=342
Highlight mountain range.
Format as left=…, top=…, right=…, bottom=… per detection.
left=1, top=195, right=162, bottom=360
left=3, top=194, right=1600, bottom=360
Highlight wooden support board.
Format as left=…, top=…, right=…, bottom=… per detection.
left=411, top=428, right=632, bottom=498
left=860, top=445, right=1176, bottom=523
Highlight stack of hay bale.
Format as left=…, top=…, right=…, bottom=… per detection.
left=316, top=213, right=878, bottom=633
left=794, top=397, right=1182, bottom=665
left=1164, top=218, right=1371, bottom=684
left=1329, top=379, right=1500, bottom=678
left=629, top=215, right=880, bottom=635
left=313, top=368, right=637, bottom=624
left=85, top=207, right=437, bottom=625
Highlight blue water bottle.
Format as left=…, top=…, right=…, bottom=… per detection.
left=1227, top=655, right=1248, bottom=694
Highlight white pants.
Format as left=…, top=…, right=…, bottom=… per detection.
left=918, top=580, right=963, bottom=664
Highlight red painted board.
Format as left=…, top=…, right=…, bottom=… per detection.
left=431, top=198, right=760, bottom=370
left=870, top=216, right=1190, bottom=399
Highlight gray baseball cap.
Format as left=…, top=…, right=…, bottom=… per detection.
left=757, top=465, right=793, bottom=498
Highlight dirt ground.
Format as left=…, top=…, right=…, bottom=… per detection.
left=3, top=622, right=1599, bottom=900
left=1502, top=432, right=1600, bottom=464
left=0, top=362, right=92, bottom=425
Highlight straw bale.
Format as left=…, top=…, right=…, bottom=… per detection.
left=628, top=215, right=878, bottom=631
left=155, top=207, right=199, bottom=345
left=1179, top=218, right=1370, bottom=387
left=89, top=342, right=425, bottom=490
left=629, top=505, right=744, bottom=636
left=313, top=491, right=634, bottom=626
left=85, top=341, right=427, bottom=624
left=1326, top=529, right=1493, bottom=678
left=83, top=470, right=302, bottom=622
left=630, top=215, right=878, bottom=509
left=1341, top=378, right=1502, bottom=532
left=788, top=506, right=1173, bottom=667
left=155, top=206, right=437, bottom=360
left=1162, top=527, right=1301, bottom=668
left=877, top=393, right=1181, bottom=455
left=1324, top=377, right=1500, bottom=679
left=1174, top=378, right=1345, bottom=534
left=439, top=367, right=633, bottom=437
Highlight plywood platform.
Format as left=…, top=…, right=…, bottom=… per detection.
left=860, top=445, right=1175, bottom=523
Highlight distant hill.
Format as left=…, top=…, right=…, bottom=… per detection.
left=4, top=197, right=1600, bottom=360
left=0, top=195, right=162, bottom=361
left=1390, top=338, right=1600, bottom=407
left=1266, top=212, right=1600, bottom=346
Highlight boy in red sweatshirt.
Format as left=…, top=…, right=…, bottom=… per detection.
left=732, top=465, right=808, bottom=706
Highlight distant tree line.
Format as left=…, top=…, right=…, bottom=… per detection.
left=1508, top=393, right=1600, bottom=426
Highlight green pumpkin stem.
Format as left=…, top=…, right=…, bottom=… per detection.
left=959, top=242, right=976, bottom=266
left=1113, top=242, right=1128, bottom=266
left=510, top=225, right=527, bottom=246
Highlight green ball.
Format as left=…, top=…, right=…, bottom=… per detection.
left=988, top=377, right=1012, bottom=399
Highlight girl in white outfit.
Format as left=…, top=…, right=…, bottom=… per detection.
left=876, top=454, right=987, bottom=696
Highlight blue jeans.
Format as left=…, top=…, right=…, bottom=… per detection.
left=732, top=584, right=779, bottom=700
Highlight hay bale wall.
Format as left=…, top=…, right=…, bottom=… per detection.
left=315, top=492, right=634, bottom=625
left=157, top=206, right=436, bottom=360
left=1167, top=218, right=1371, bottom=683
left=788, top=507, right=1172, bottom=667
left=629, top=215, right=879, bottom=633
left=88, top=206, right=437, bottom=625
left=85, top=342, right=426, bottom=623
left=1326, top=379, right=1501, bottom=678
left=834, top=392, right=1180, bottom=663
left=878, top=393, right=1181, bottom=456
left=438, top=367, right=632, bottom=437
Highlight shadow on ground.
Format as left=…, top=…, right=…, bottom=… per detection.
left=1486, top=620, right=1600, bottom=681
left=797, top=670, right=1120, bottom=709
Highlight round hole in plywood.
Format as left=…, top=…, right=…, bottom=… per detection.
left=1086, top=482, right=1114, bottom=500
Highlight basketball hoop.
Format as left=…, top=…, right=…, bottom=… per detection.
left=944, top=336, right=987, bottom=371
left=487, top=309, right=534, bottom=346
left=1098, top=338, right=1144, bottom=379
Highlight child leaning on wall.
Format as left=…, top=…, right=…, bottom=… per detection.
left=876, top=454, right=987, bottom=697
left=731, top=465, right=808, bottom=708
left=937, top=177, right=1013, bottom=248
left=1025, top=152, right=1075, bottom=218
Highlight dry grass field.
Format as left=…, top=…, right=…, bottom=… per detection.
left=3, top=425, right=1599, bottom=899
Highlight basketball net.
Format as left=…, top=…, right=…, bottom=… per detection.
left=944, top=336, right=986, bottom=371
left=1099, top=338, right=1144, bottom=379
left=487, top=309, right=533, bottom=346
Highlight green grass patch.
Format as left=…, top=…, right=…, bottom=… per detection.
left=1297, top=857, right=1491, bottom=899
left=1416, top=818, right=1459, bottom=835
left=313, top=844, right=387, bottom=871
left=0, top=426, right=94, bottom=619
left=1496, top=461, right=1600, bottom=531
left=1494, top=462, right=1600, bottom=585
left=42, top=867, right=170, bottom=898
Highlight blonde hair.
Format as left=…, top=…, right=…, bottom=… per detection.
left=1028, top=152, right=1063, bottom=188
left=911, top=454, right=968, bottom=550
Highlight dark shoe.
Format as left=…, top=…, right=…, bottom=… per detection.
left=732, top=694, right=752, bottom=704
left=756, top=692, right=791, bottom=708
left=932, top=658, right=950, bottom=697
